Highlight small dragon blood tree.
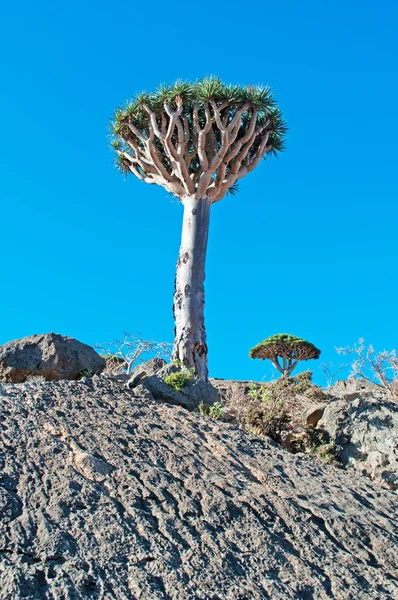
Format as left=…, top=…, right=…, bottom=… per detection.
left=249, top=334, right=321, bottom=378
left=110, top=77, right=286, bottom=381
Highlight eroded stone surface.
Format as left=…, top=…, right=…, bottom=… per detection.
left=0, top=333, right=105, bottom=383
left=0, top=376, right=397, bottom=599
left=319, top=393, right=398, bottom=490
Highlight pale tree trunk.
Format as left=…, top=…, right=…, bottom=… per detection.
left=272, top=357, right=298, bottom=378
left=173, top=195, right=211, bottom=381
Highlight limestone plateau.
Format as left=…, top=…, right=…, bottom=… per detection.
left=0, top=376, right=397, bottom=599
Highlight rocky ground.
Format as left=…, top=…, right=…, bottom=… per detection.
left=1, top=376, right=397, bottom=599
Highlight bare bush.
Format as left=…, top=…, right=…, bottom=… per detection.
left=336, top=338, right=398, bottom=400
left=320, top=361, right=350, bottom=391
left=96, top=332, right=172, bottom=375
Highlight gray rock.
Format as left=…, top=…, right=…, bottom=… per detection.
left=180, top=379, right=219, bottom=406
left=142, top=375, right=198, bottom=410
left=0, top=376, right=397, bottom=599
left=155, top=362, right=181, bottom=379
left=330, top=378, right=386, bottom=399
left=132, top=383, right=154, bottom=401
left=126, top=369, right=148, bottom=389
left=106, top=372, right=131, bottom=385
left=129, top=357, right=166, bottom=380
left=0, top=333, right=105, bottom=383
left=319, top=392, right=398, bottom=490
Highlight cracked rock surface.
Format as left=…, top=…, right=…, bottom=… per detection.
left=0, top=376, right=397, bottom=599
left=320, top=382, right=398, bottom=490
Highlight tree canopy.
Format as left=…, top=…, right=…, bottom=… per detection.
left=110, top=76, right=287, bottom=201
left=249, top=334, right=321, bottom=378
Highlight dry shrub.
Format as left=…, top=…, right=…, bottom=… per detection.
left=101, top=355, right=127, bottom=375
left=289, top=426, right=338, bottom=464
left=266, top=371, right=328, bottom=429
left=336, top=338, right=398, bottom=401
left=97, top=332, right=172, bottom=375
left=212, top=380, right=257, bottom=424
left=246, top=392, right=290, bottom=443
left=220, top=371, right=328, bottom=443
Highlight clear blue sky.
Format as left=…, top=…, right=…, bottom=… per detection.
left=1, top=0, right=397, bottom=383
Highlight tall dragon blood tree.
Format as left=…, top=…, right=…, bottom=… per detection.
left=110, top=77, right=286, bottom=381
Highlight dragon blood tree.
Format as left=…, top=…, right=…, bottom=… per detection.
left=249, top=334, right=321, bottom=378
left=110, top=77, right=286, bottom=381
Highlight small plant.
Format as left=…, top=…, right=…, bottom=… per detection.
left=78, top=368, right=94, bottom=379
left=247, top=383, right=271, bottom=402
left=290, top=426, right=338, bottom=464
left=164, top=368, right=195, bottom=391
left=172, top=359, right=184, bottom=368
left=198, top=401, right=210, bottom=416
left=208, top=402, right=225, bottom=420
left=198, top=401, right=225, bottom=420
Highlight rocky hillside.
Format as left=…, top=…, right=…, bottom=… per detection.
left=1, top=376, right=397, bottom=599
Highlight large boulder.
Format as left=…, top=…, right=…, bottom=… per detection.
left=318, top=391, right=398, bottom=490
left=0, top=333, right=105, bottom=383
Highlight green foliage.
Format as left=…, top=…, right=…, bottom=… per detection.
left=164, top=368, right=195, bottom=391
left=78, top=368, right=94, bottom=380
left=247, top=383, right=271, bottom=402
left=198, top=401, right=225, bottom=420
left=255, top=371, right=327, bottom=404
left=110, top=75, right=287, bottom=181
left=198, top=401, right=208, bottom=416
left=290, top=426, right=338, bottom=464
left=246, top=384, right=290, bottom=443
left=226, top=182, right=240, bottom=197
left=208, top=402, right=225, bottom=420
left=172, top=359, right=184, bottom=368
left=249, top=334, right=321, bottom=378
left=249, top=334, right=320, bottom=359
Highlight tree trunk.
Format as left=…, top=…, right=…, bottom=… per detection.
left=173, top=195, right=211, bottom=381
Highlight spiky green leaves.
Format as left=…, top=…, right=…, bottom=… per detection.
left=110, top=76, right=284, bottom=131
left=109, top=76, right=287, bottom=198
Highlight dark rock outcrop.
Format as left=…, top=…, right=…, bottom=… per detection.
left=0, top=333, right=105, bottom=383
left=0, top=376, right=397, bottom=599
